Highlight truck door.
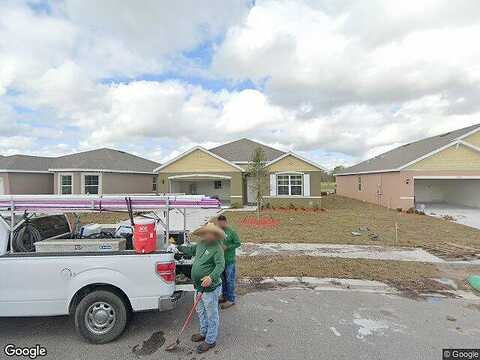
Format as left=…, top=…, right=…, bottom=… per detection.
left=0, top=256, right=70, bottom=316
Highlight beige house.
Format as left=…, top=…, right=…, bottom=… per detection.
left=0, top=155, right=55, bottom=195
left=336, top=123, right=480, bottom=210
left=155, top=139, right=326, bottom=207
left=0, top=148, right=159, bottom=195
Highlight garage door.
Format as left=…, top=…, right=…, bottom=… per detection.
left=415, top=178, right=480, bottom=208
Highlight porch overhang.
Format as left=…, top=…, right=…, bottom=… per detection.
left=168, top=174, right=232, bottom=181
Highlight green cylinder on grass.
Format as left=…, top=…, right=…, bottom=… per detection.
left=467, top=275, right=480, bottom=292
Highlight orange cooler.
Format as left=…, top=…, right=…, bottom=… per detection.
left=133, top=219, right=157, bottom=253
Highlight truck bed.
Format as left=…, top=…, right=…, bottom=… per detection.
left=0, top=250, right=170, bottom=258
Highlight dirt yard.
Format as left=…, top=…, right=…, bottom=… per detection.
left=225, top=195, right=480, bottom=254
left=71, top=212, right=129, bottom=225
left=238, top=255, right=480, bottom=294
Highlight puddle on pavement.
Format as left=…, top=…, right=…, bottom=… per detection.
left=132, top=331, right=166, bottom=357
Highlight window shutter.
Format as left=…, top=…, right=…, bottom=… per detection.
left=303, top=173, right=310, bottom=196
left=270, top=173, right=276, bottom=196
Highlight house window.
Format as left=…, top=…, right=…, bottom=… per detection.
left=214, top=180, right=222, bottom=189
left=60, top=174, right=73, bottom=195
left=277, top=174, right=303, bottom=196
left=358, top=176, right=362, bottom=191
left=152, top=176, right=157, bottom=192
left=83, top=174, right=100, bottom=195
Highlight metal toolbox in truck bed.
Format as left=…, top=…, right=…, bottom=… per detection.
left=35, top=238, right=126, bottom=253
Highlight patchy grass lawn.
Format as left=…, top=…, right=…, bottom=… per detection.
left=238, top=255, right=480, bottom=294
left=226, top=195, right=480, bottom=250
left=320, top=182, right=336, bottom=193
left=238, top=255, right=440, bottom=281
left=69, top=212, right=130, bottom=226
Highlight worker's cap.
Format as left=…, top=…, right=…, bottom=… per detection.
left=191, top=222, right=225, bottom=241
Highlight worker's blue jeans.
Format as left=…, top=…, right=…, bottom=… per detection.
left=222, top=263, right=236, bottom=303
left=196, top=286, right=221, bottom=345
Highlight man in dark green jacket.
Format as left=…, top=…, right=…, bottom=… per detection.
left=217, top=214, right=241, bottom=309
left=178, top=222, right=225, bottom=354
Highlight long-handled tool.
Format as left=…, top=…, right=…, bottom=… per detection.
left=165, top=290, right=204, bottom=352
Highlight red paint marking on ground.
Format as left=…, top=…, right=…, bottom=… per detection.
left=262, top=208, right=326, bottom=213
left=239, top=216, right=281, bottom=228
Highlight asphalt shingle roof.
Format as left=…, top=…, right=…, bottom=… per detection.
left=336, top=123, right=480, bottom=175
left=209, top=138, right=285, bottom=162
left=0, top=148, right=160, bottom=173
left=51, top=148, right=160, bottom=172
left=0, top=155, right=54, bottom=171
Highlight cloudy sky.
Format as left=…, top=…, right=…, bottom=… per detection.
left=1, top=0, right=480, bottom=169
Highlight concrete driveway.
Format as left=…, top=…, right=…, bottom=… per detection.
left=1, top=289, right=479, bottom=360
left=420, top=203, right=480, bottom=230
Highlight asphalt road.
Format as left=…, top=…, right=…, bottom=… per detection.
left=1, top=289, right=479, bottom=360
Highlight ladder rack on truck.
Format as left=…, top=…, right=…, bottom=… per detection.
left=0, top=194, right=221, bottom=254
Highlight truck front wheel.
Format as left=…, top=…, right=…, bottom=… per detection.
left=74, top=290, right=128, bottom=344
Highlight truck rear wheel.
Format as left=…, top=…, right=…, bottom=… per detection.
left=74, top=290, right=128, bottom=344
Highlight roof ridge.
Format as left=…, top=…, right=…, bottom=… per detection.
left=337, top=122, right=480, bottom=175
left=209, top=138, right=285, bottom=153
left=396, top=122, right=480, bottom=149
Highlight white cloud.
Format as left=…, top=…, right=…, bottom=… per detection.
left=2, top=0, right=480, bottom=169
left=213, top=0, right=480, bottom=112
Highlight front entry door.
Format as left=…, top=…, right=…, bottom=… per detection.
left=247, top=176, right=256, bottom=204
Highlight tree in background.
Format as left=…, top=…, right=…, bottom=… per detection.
left=331, top=165, right=346, bottom=182
left=247, top=147, right=268, bottom=219
left=332, top=165, right=346, bottom=176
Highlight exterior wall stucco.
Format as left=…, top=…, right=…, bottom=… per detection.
left=267, top=155, right=320, bottom=172
left=53, top=172, right=82, bottom=194
left=265, top=170, right=323, bottom=197
left=338, top=142, right=480, bottom=210
left=266, top=155, right=324, bottom=198
left=337, top=170, right=480, bottom=210
left=0, top=173, right=9, bottom=194
left=160, top=149, right=241, bottom=173
left=102, top=173, right=155, bottom=194
left=464, top=131, right=480, bottom=147
left=53, top=171, right=154, bottom=195
left=157, top=171, right=243, bottom=205
left=336, top=172, right=413, bottom=209
left=8, top=173, right=53, bottom=194
left=407, top=144, right=480, bottom=170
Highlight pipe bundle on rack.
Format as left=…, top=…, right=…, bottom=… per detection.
left=0, top=195, right=221, bottom=213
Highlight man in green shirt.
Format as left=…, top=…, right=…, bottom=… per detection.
left=178, top=222, right=225, bottom=354
left=216, top=214, right=241, bottom=309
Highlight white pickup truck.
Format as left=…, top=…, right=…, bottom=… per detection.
left=0, top=217, right=182, bottom=344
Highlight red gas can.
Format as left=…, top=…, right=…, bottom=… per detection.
left=133, top=219, right=157, bottom=254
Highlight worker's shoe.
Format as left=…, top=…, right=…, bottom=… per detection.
left=221, top=301, right=235, bottom=310
left=191, top=334, right=205, bottom=342
left=196, top=342, right=216, bottom=354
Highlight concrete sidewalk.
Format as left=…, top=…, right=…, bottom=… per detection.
left=238, top=242, right=446, bottom=263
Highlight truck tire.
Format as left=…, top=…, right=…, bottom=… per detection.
left=74, top=290, right=128, bottom=344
